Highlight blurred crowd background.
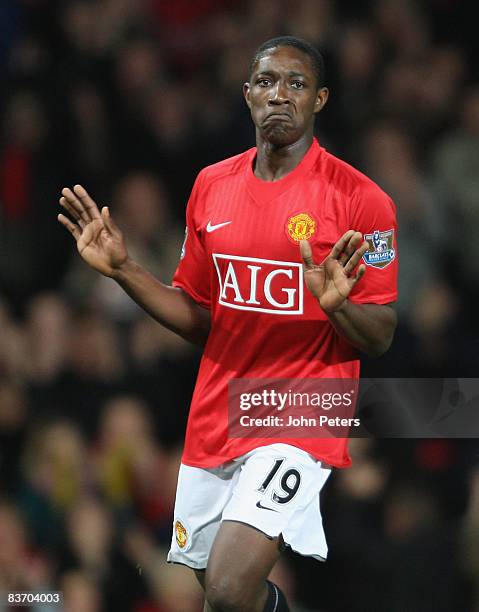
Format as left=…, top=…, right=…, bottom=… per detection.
left=1, top=0, right=479, bottom=610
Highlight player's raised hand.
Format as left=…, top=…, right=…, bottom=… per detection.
left=300, top=230, right=368, bottom=314
left=58, top=184, right=128, bottom=277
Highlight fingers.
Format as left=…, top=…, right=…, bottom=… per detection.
left=339, top=231, right=363, bottom=266
left=344, top=241, right=369, bottom=275
left=330, top=230, right=368, bottom=278
left=60, top=184, right=100, bottom=224
left=300, top=239, right=315, bottom=269
left=59, top=196, right=85, bottom=228
left=354, top=263, right=366, bottom=284
left=302, top=232, right=367, bottom=277
left=73, top=184, right=101, bottom=219
left=329, top=230, right=356, bottom=260
left=58, top=213, right=81, bottom=240
left=60, top=187, right=90, bottom=225
left=101, top=206, right=120, bottom=237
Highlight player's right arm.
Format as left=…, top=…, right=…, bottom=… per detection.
left=58, top=184, right=210, bottom=345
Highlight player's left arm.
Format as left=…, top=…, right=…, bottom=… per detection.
left=300, top=232, right=397, bottom=357
left=325, top=300, right=397, bottom=358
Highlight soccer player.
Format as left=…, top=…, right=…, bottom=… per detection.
left=58, top=36, right=397, bottom=612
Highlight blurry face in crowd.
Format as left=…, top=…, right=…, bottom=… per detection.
left=244, top=45, right=328, bottom=147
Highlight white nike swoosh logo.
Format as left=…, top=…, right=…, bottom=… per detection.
left=256, top=500, right=279, bottom=512
left=206, top=221, right=231, bottom=233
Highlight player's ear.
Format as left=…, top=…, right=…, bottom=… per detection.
left=243, top=82, right=251, bottom=109
left=314, top=87, right=329, bottom=114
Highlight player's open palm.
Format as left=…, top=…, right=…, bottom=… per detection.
left=300, top=230, right=368, bottom=314
left=58, top=184, right=128, bottom=278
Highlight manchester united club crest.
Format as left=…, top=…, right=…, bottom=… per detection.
left=363, top=229, right=395, bottom=269
left=286, top=212, right=316, bottom=243
left=175, top=520, right=188, bottom=549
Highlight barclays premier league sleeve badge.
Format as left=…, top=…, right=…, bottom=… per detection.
left=362, top=229, right=395, bottom=268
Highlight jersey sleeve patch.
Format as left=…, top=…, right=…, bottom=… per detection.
left=362, top=229, right=395, bottom=269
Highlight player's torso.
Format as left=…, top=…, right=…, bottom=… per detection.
left=200, top=172, right=350, bottom=323
left=181, top=147, right=363, bottom=466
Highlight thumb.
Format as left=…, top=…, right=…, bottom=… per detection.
left=300, top=239, right=315, bottom=269
left=101, top=206, right=119, bottom=236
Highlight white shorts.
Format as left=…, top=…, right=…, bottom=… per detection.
left=167, top=443, right=332, bottom=570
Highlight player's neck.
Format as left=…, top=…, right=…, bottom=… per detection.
left=253, top=133, right=313, bottom=182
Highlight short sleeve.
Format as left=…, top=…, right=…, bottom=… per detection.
left=348, top=183, right=398, bottom=304
left=172, top=171, right=211, bottom=308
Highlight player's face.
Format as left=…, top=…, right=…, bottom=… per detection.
left=244, top=46, right=328, bottom=147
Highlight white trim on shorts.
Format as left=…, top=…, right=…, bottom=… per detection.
left=167, top=443, right=332, bottom=569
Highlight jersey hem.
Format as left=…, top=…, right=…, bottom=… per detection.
left=180, top=442, right=352, bottom=470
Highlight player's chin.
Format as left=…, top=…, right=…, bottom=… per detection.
left=262, top=124, right=298, bottom=147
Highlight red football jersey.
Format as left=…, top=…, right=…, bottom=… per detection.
left=173, top=139, right=398, bottom=468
